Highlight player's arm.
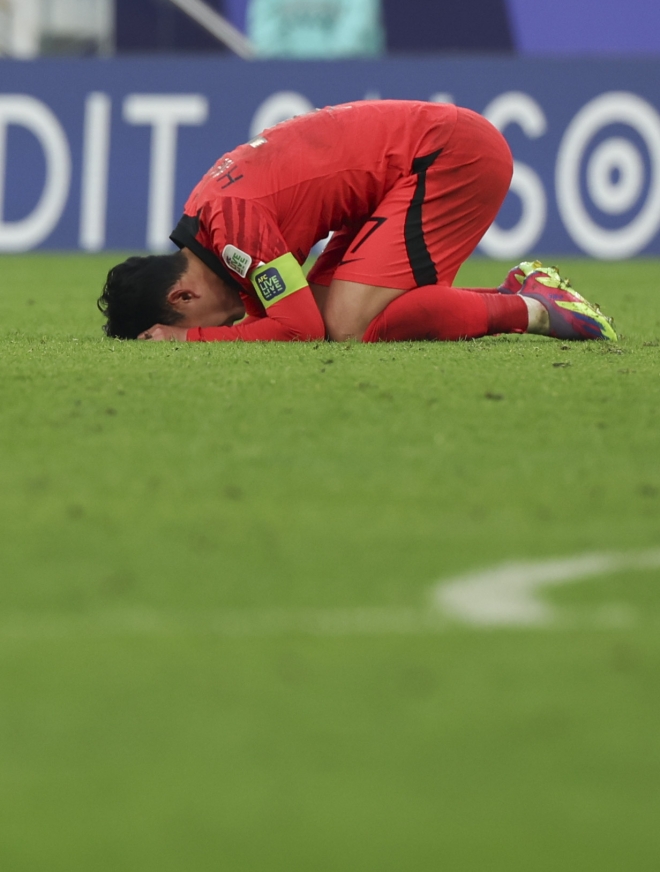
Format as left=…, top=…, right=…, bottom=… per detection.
left=187, top=252, right=325, bottom=342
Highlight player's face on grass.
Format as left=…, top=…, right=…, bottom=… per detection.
left=168, top=249, right=245, bottom=328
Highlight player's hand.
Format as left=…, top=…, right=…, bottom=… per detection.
left=138, top=324, right=189, bottom=341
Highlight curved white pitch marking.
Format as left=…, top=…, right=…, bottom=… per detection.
left=434, top=550, right=660, bottom=626
left=2, top=551, right=659, bottom=640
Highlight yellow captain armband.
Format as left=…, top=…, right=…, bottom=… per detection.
left=250, top=253, right=308, bottom=309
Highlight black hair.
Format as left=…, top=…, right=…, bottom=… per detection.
left=97, top=252, right=188, bottom=339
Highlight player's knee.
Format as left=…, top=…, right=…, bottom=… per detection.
left=325, top=311, right=365, bottom=342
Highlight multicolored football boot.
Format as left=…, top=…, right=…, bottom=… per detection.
left=519, top=265, right=618, bottom=341
left=498, top=260, right=543, bottom=294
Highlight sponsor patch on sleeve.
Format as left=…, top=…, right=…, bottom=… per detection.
left=222, top=244, right=253, bottom=278
left=250, top=252, right=308, bottom=308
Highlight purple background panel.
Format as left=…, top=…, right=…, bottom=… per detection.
left=507, top=0, right=660, bottom=55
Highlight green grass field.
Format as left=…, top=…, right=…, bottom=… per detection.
left=1, top=253, right=660, bottom=871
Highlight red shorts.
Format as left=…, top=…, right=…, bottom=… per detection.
left=307, top=107, right=513, bottom=291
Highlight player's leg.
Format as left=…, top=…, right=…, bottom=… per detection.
left=321, top=272, right=535, bottom=342
left=361, top=271, right=617, bottom=343
left=417, top=108, right=515, bottom=287
left=320, top=171, right=421, bottom=340
left=322, top=280, right=408, bottom=341
left=323, top=108, right=515, bottom=340
left=362, top=284, right=531, bottom=342
left=308, top=222, right=430, bottom=340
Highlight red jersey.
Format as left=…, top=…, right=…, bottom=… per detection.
left=170, top=100, right=459, bottom=342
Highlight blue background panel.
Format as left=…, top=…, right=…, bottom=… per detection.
left=1, top=57, right=660, bottom=258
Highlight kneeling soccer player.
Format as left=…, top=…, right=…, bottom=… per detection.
left=98, top=100, right=616, bottom=344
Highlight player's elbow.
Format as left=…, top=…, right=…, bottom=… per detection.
left=292, top=309, right=326, bottom=341
left=268, top=287, right=326, bottom=341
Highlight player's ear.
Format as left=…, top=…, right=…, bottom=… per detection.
left=167, top=284, right=200, bottom=308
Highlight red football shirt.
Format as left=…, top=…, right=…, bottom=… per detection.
left=170, top=100, right=459, bottom=342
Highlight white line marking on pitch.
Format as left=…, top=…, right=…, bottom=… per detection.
left=0, top=606, right=445, bottom=641
left=1, top=550, right=659, bottom=640
left=434, top=549, right=660, bottom=627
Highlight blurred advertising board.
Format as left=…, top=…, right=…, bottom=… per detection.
left=1, top=56, right=660, bottom=258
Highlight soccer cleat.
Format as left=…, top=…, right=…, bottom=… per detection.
left=498, top=260, right=543, bottom=294
left=520, top=267, right=618, bottom=341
